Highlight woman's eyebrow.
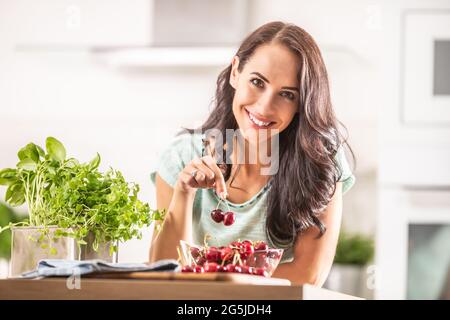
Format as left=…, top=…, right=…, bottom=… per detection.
left=250, top=71, right=299, bottom=92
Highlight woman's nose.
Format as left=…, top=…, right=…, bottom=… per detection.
left=256, top=91, right=276, bottom=115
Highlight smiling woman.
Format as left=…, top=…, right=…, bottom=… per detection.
left=149, top=21, right=355, bottom=286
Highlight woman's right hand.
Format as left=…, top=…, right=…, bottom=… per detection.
left=175, top=155, right=228, bottom=199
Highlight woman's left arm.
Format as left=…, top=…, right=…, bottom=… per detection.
left=271, top=182, right=343, bottom=286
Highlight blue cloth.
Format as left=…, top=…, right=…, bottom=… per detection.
left=22, top=259, right=180, bottom=279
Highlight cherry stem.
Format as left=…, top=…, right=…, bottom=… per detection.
left=215, top=197, right=222, bottom=210
left=225, top=200, right=231, bottom=212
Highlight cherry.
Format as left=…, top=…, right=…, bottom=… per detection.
left=254, top=267, right=269, bottom=277
left=205, top=247, right=220, bottom=262
left=181, top=265, right=194, bottom=273
left=223, top=211, right=236, bottom=226
left=234, top=265, right=243, bottom=274
left=220, top=247, right=233, bottom=262
left=255, top=254, right=268, bottom=267
left=247, top=267, right=256, bottom=275
left=240, top=242, right=254, bottom=259
left=210, top=209, right=224, bottom=223
left=229, top=241, right=242, bottom=249
left=203, top=262, right=219, bottom=272
left=190, top=247, right=201, bottom=259
left=196, top=257, right=207, bottom=266
left=193, top=265, right=204, bottom=273
left=254, top=241, right=269, bottom=251
left=268, top=250, right=281, bottom=259
left=240, top=266, right=251, bottom=274
left=226, top=264, right=236, bottom=273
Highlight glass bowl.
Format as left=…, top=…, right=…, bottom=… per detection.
left=179, top=240, right=284, bottom=277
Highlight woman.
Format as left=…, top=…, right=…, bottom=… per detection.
left=149, top=21, right=355, bottom=286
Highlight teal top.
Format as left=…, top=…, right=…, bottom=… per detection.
left=150, top=132, right=355, bottom=263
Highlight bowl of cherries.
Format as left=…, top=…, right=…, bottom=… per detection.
left=179, top=239, right=284, bottom=277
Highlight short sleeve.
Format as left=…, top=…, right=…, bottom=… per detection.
left=335, top=146, right=356, bottom=195
left=150, top=133, right=202, bottom=188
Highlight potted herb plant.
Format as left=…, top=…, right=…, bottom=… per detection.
left=324, top=231, right=375, bottom=298
left=0, top=137, right=163, bottom=276
left=0, top=202, right=22, bottom=277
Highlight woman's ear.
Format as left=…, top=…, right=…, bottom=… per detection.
left=229, top=56, right=240, bottom=89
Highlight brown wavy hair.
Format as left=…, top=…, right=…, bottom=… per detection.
left=185, top=21, right=354, bottom=248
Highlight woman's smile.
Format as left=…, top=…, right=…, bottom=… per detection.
left=245, top=108, right=276, bottom=129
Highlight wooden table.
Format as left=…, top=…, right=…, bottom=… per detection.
left=0, top=275, right=361, bottom=300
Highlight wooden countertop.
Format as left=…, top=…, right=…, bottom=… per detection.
left=0, top=273, right=362, bottom=300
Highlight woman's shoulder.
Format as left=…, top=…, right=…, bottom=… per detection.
left=335, top=145, right=356, bottom=194
left=150, top=131, right=204, bottom=187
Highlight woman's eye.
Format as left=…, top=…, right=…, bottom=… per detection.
left=280, top=91, right=295, bottom=101
left=250, top=78, right=264, bottom=88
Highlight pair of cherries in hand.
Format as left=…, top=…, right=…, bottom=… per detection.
left=211, top=208, right=235, bottom=226
left=210, top=191, right=235, bottom=226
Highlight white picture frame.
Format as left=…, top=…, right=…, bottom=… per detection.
left=402, top=10, right=450, bottom=125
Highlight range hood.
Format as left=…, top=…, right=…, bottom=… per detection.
left=91, top=0, right=248, bottom=68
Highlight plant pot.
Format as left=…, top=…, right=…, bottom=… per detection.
left=9, top=226, right=118, bottom=277
left=324, top=264, right=365, bottom=297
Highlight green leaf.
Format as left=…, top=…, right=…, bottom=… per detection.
left=65, top=158, right=79, bottom=168
left=35, top=145, right=46, bottom=158
left=18, top=143, right=40, bottom=163
left=5, top=182, right=25, bottom=207
left=17, top=158, right=37, bottom=171
left=0, top=168, right=17, bottom=186
left=88, top=153, right=101, bottom=170
left=46, top=137, right=66, bottom=162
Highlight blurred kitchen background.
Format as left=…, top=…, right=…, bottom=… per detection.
left=0, top=0, right=449, bottom=300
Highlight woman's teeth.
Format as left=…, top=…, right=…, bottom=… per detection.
left=248, top=112, right=272, bottom=127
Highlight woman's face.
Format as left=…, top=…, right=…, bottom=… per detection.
left=230, top=42, right=300, bottom=144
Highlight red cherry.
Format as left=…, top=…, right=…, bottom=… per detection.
left=245, top=255, right=257, bottom=266
left=229, top=241, right=242, bottom=249
left=193, top=265, right=204, bottom=273
left=234, top=266, right=243, bottom=273
left=210, top=209, right=224, bottom=223
left=254, top=241, right=269, bottom=251
left=220, top=247, right=233, bottom=262
left=255, top=254, right=268, bottom=267
left=226, top=264, right=236, bottom=273
left=181, top=265, right=194, bottom=272
left=254, top=267, right=269, bottom=277
left=196, top=257, right=207, bottom=266
left=240, top=266, right=250, bottom=274
left=190, top=247, right=201, bottom=259
left=223, top=212, right=236, bottom=226
left=205, top=247, right=220, bottom=262
left=268, top=250, right=281, bottom=259
left=203, top=262, right=219, bottom=272
left=240, top=242, right=254, bottom=259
